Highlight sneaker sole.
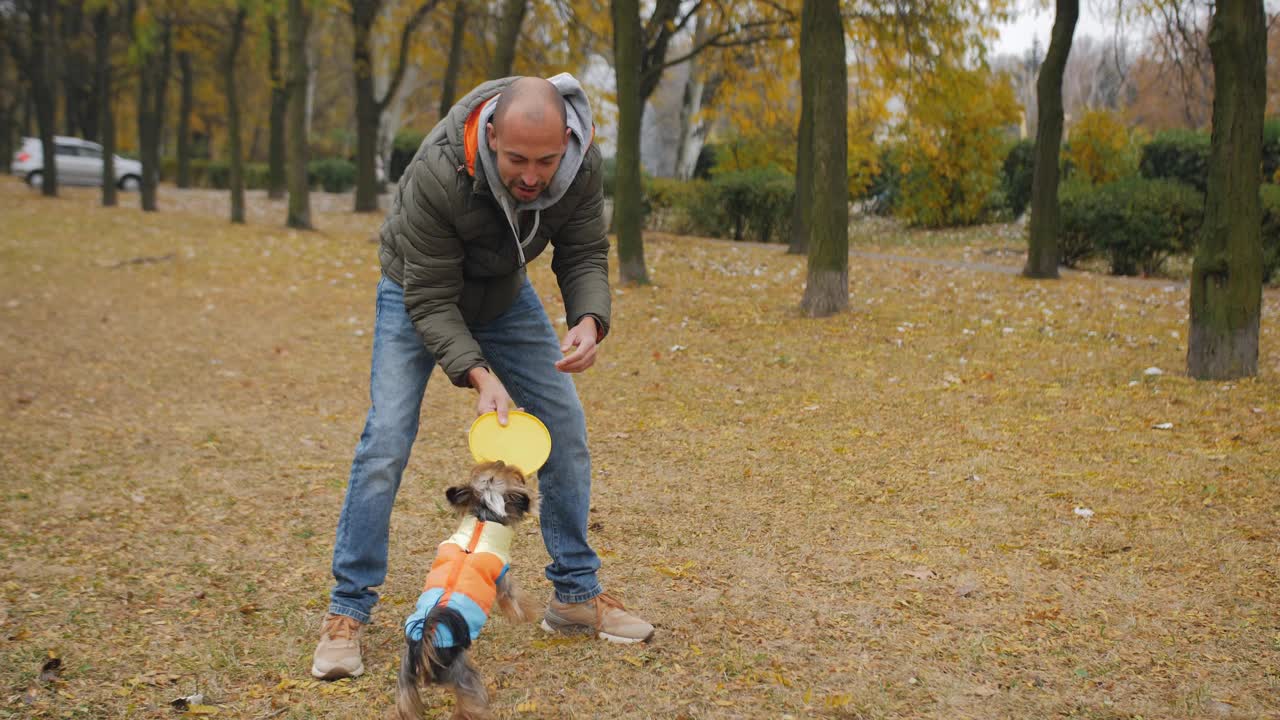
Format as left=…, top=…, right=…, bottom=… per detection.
left=310, top=663, right=365, bottom=680
left=540, top=619, right=653, bottom=644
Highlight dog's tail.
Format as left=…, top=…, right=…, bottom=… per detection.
left=396, top=605, right=473, bottom=719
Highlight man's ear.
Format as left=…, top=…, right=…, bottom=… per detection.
left=487, top=122, right=498, bottom=152
left=446, top=485, right=474, bottom=510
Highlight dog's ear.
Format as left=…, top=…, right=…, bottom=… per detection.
left=445, top=485, right=475, bottom=511
left=503, top=488, right=534, bottom=521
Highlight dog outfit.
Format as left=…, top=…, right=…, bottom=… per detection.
left=404, top=516, right=515, bottom=648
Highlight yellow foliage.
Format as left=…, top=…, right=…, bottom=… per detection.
left=897, top=64, right=1021, bottom=228
left=1064, top=109, right=1137, bottom=185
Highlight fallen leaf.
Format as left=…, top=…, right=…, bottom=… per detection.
left=171, top=694, right=204, bottom=711
left=902, top=567, right=937, bottom=581
left=38, top=657, right=61, bottom=683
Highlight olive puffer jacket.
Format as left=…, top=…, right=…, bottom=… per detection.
left=377, top=75, right=611, bottom=387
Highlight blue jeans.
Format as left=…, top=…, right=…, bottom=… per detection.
left=328, top=276, right=603, bottom=623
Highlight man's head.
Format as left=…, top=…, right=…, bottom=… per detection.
left=486, top=77, right=570, bottom=203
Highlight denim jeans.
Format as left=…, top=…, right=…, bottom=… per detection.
left=328, top=275, right=603, bottom=623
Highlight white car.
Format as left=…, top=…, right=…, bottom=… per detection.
left=11, top=136, right=143, bottom=190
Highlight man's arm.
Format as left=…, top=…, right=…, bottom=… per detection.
left=396, top=151, right=489, bottom=388
left=550, top=145, right=611, bottom=339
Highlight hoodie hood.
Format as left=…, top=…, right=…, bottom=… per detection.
left=473, top=73, right=594, bottom=265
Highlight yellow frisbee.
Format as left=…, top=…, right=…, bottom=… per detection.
left=467, top=411, right=552, bottom=475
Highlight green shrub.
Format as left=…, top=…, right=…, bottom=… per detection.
left=709, top=167, right=795, bottom=243
left=1261, top=184, right=1280, bottom=283
left=1140, top=129, right=1210, bottom=192
left=864, top=145, right=903, bottom=216
left=188, top=159, right=210, bottom=187
left=243, top=162, right=270, bottom=190
left=1060, top=177, right=1204, bottom=276
left=1001, top=139, right=1035, bottom=218
left=642, top=177, right=712, bottom=236
left=206, top=160, right=230, bottom=189
left=390, top=130, right=425, bottom=183
left=309, top=158, right=356, bottom=193
left=1263, top=118, right=1280, bottom=183
left=1056, top=178, right=1102, bottom=267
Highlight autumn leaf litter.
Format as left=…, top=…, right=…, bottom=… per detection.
left=1, top=184, right=1278, bottom=718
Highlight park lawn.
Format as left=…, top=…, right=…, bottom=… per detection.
left=1, top=180, right=1278, bottom=720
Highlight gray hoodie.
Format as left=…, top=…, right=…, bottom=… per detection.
left=475, top=73, right=594, bottom=266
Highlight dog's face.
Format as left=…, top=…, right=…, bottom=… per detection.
left=444, top=461, right=536, bottom=524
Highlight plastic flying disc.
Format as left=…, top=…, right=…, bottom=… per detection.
left=468, top=411, right=552, bottom=475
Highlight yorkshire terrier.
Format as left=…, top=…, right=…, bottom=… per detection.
left=395, top=461, right=540, bottom=720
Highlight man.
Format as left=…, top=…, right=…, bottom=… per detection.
left=311, top=75, right=653, bottom=681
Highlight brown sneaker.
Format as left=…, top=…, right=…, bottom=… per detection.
left=311, top=613, right=365, bottom=680
left=541, top=592, right=654, bottom=644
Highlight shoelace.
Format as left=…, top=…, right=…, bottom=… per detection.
left=324, top=615, right=361, bottom=641
left=594, top=592, right=626, bottom=621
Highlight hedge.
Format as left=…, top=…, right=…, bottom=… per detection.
left=1000, top=139, right=1035, bottom=219
left=389, top=130, right=425, bottom=183
left=1139, top=129, right=1210, bottom=192
left=1060, top=177, right=1204, bottom=276
left=638, top=167, right=796, bottom=244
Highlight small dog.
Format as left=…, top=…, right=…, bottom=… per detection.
left=395, top=461, right=540, bottom=720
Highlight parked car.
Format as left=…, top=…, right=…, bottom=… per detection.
left=11, top=136, right=143, bottom=190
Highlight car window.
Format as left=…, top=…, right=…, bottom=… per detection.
left=80, top=147, right=102, bottom=160
left=55, top=145, right=78, bottom=157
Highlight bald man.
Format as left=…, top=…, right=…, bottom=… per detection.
left=312, top=75, right=653, bottom=682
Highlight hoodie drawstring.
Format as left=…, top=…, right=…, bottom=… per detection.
left=498, top=193, right=541, bottom=268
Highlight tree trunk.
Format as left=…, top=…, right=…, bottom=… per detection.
left=352, top=3, right=380, bottom=213
left=94, top=7, right=117, bottom=207
left=177, top=51, right=193, bottom=188
left=489, top=0, right=527, bottom=78
left=60, top=1, right=95, bottom=140
left=673, top=12, right=707, bottom=181
left=1187, top=0, right=1266, bottom=380
left=286, top=0, right=312, bottom=229
left=267, top=14, right=286, bottom=200
left=612, top=0, right=647, bottom=285
left=438, top=0, right=468, bottom=119
left=788, top=0, right=815, bottom=256
left=30, top=0, right=57, bottom=196
left=224, top=8, right=247, bottom=224
left=137, top=17, right=172, bottom=212
left=0, top=48, right=14, bottom=176
left=352, top=0, right=436, bottom=212
left=798, top=0, right=848, bottom=317
left=1023, top=0, right=1077, bottom=279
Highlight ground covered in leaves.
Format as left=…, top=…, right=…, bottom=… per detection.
left=2, top=181, right=1278, bottom=719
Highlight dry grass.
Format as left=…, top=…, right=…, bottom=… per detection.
left=2, top=180, right=1278, bottom=720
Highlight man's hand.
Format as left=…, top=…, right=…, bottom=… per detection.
left=468, top=367, right=514, bottom=425
left=556, top=317, right=599, bottom=373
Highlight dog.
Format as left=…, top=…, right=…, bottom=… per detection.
left=395, top=460, right=540, bottom=720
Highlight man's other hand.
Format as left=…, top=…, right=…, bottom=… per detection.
left=468, top=367, right=513, bottom=425
left=556, top=317, right=599, bottom=373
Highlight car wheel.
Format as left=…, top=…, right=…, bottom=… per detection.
left=119, top=175, right=141, bottom=191
left=26, top=171, right=43, bottom=188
